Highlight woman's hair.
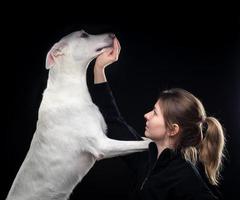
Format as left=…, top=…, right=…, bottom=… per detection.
left=158, top=88, right=226, bottom=185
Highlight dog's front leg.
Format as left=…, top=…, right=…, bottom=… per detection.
left=96, top=137, right=151, bottom=160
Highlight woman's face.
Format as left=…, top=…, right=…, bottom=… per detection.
left=144, top=101, right=168, bottom=141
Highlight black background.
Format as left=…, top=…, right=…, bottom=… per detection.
left=3, top=8, right=240, bottom=200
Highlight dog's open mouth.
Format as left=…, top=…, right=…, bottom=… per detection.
left=96, top=45, right=113, bottom=52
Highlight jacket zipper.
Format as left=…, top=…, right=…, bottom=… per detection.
left=140, top=176, right=148, bottom=190
left=140, top=160, right=158, bottom=190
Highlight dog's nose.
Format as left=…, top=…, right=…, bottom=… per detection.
left=109, top=33, right=115, bottom=39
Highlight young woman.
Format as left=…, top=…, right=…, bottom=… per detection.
left=91, top=37, right=225, bottom=200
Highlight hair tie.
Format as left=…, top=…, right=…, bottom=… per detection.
left=202, top=121, right=208, bottom=138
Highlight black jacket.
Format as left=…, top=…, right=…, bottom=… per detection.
left=91, top=82, right=221, bottom=200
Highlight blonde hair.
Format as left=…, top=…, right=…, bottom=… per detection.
left=158, top=88, right=226, bottom=185
left=199, top=117, right=226, bottom=185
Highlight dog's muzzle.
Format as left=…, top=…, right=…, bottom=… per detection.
left=96, top=33, right=115, bottom=52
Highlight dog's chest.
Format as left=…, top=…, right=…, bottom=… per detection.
left=37, top=102, right=107, bottom=146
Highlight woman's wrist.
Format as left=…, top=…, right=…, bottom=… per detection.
left=94, top=66, right=105, bottom=74
left=94, top=62, right=105, bottom=69
left=94, top=67, right=107, bottom=84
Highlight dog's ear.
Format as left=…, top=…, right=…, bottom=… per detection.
left=45, top=42, right=66, bottom=69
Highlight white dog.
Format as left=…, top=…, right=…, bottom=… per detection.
left=6, top=30, right=150, bottom=200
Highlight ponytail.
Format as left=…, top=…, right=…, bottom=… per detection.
left=199, top=117, right=226, bottom=185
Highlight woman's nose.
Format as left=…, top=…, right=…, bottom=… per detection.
left=144, top=112, right=150, bottom=120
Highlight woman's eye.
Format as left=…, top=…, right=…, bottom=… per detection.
left=81, top=32, right=89, bottom=38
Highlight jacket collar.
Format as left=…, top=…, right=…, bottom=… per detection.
left=148, top=142, right=180, bottom=172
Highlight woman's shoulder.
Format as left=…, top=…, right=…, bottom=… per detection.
left=170, top=158, right=218, bottom=199
left=156, top=149, right=203, bottom=181
left=166, top=153, right=208, bottom=186
left=173, top=156, right=204, bottom=180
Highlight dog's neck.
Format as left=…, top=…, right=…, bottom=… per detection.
left=43, top=61, right=92, bottom=105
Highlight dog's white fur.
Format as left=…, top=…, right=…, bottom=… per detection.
left=6, top=30, right=150, bottom=200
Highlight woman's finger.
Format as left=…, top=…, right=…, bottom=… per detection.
left=110, top=38, right=120, bottom=59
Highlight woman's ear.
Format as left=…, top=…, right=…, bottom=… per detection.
left=169, top=124, right=180, bottom=137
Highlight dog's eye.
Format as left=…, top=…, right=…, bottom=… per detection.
left=81, top=32, right=89, bottom=38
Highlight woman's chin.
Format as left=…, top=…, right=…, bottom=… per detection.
left=144, top=130, right=149, bottom=137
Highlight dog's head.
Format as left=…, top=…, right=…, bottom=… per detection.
left=46, top=30, right=115, bottom=69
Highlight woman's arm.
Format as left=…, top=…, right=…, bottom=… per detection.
left=91, top=37, right=147, bottom=173
left=91, top=37, right=142, bottom=141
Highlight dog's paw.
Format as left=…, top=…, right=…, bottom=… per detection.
left=141, top=137, right=153, bottom=146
